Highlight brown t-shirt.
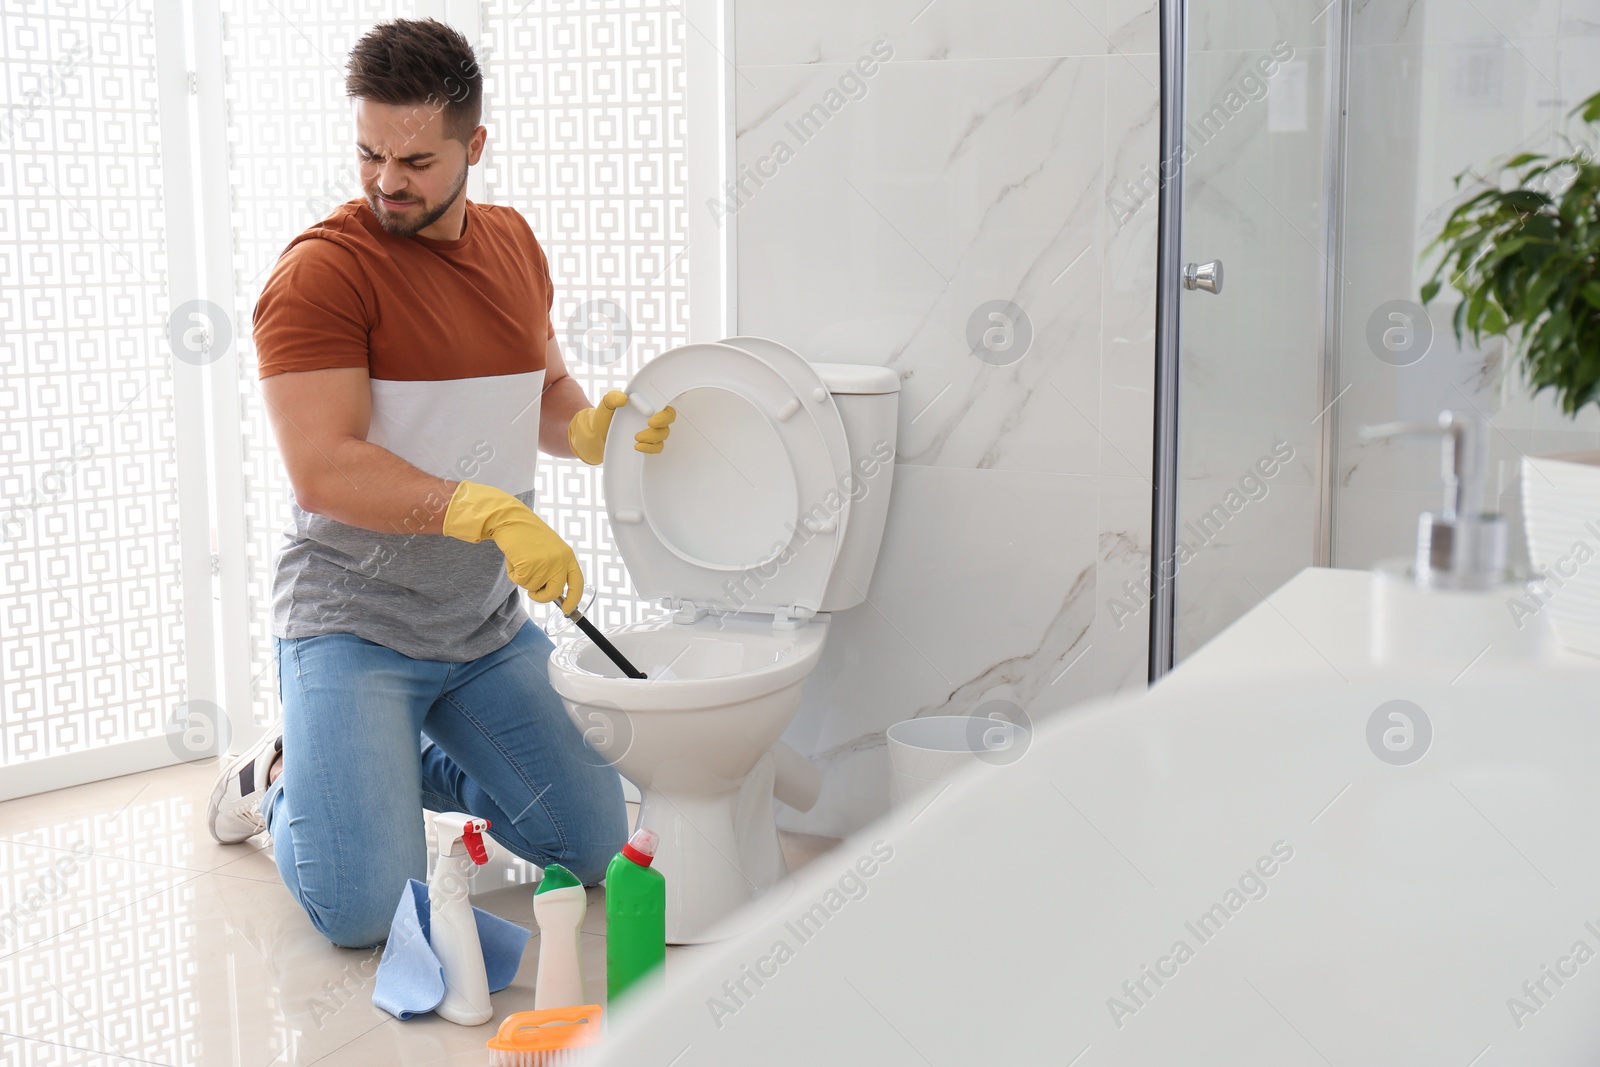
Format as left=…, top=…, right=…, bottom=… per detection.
left=252, top=199, right=557, bottom=661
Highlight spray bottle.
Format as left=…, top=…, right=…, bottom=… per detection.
left=532, top=863, right=587, bottom=1009
left=605, top=827, right=666, bottom=1004
left=429, top=810, right=494, bottom=1026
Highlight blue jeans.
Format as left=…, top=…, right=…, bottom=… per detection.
left=262, top=621, right=627, bottom=948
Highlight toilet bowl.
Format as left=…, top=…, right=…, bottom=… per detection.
left=549, top=613, right=828, bottom=941
left=544, top=338, right=900, bottom=943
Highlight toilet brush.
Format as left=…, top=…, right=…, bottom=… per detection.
left=556, top=602, right=648, bottom=679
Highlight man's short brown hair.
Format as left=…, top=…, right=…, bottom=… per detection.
left=345, top=18, right=483, bottom=144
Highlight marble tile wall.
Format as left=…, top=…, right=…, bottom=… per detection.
left=728, top=0, right=1161, bottom=836
left=1334, top=0, right=1600, bottom=573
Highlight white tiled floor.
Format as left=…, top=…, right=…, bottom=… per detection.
left=0, top=759, right=840, bottom=1065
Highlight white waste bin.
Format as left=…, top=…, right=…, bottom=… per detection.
left=885, top=714, right=1028, bottom=807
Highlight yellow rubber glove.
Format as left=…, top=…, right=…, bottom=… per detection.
left=442, top=481, right=583, bottom=612
left=567, top=390, right=678, bottom=466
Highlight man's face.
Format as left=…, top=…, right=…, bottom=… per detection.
left=353, top=98, right=484, bottom=238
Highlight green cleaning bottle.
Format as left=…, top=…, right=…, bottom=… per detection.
left=605, top=827, right=665, bottom=1003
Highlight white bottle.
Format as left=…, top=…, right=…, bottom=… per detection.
left=532, top=862, right=587, bottom=1010
left=429, top=811, right=494, bottom=1026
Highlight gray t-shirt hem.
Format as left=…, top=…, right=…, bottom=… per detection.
left=270, top=610, right=529, bottom=663
left=268, top=493, right=541, bottom=664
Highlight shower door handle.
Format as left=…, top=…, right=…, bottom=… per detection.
left=1183, top=259, right=1224, bottom=294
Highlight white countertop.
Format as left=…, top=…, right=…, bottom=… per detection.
left=1166, top=565, right=1596, bottom=689
left=596, top=567, right=1600, bottom=1066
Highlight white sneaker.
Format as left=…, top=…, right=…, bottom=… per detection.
left=207, top=723, right=284, bottom=844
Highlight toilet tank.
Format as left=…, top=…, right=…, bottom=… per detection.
left=811, top=362, right=900, bottom=613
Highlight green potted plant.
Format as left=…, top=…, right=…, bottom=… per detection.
left=1422, top=90, right=1600, bottom=653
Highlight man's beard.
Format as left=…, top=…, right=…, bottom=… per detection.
left=366, top=162, right=468, bottom=237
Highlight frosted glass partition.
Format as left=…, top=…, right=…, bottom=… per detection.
left=0, top=1, right=189, bottom=764
left=479, top=0, right=689, bottom=634
left=220, top=0, right=386, bottom=732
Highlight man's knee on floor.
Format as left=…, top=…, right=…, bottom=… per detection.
left=307, top=896, right=398, bottom=950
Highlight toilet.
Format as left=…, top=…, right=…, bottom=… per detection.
left=545, top=337, right=900, bottom=943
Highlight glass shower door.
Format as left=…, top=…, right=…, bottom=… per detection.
left=1154, top=0, right=1342, bottom=671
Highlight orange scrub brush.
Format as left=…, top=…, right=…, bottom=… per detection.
left=485, top=1004, right=603, bottom=1065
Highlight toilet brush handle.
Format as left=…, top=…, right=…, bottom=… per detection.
left=563, top=605, right=649, bottom=680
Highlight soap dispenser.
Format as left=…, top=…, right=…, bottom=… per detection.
left=1360, top=410, right=1554, bottom=666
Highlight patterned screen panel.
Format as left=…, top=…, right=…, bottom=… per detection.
left=0, top=1, right=186, bottom=764
left=221, top=0, right=688, bottom=729
left=479, top=0, right=687, bottom=631
left=218, top=0, right=392, bottom=730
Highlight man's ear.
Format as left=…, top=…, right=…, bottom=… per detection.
left=466, top=125, right=487, bottom=166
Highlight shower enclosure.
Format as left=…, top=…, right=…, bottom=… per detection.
left=1151, top=0, right=1600, bottom=677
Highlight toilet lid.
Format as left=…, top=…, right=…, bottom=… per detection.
left=603, top=342, right=848, bottom=617
left=717, top=335, right=851, bottom=545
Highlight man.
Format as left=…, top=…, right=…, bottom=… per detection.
left=204, top=18, right=675, bottom=950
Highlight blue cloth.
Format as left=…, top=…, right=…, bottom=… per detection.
left=372, top=878, right=531, bottom=1020
left=258, top=621, right=628, bottom=949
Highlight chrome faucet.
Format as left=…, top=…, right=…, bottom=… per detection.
left=1359, top=411, right=1509, bottom=590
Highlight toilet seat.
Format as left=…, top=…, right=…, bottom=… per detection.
left=603, top=342, right=849, bottom=624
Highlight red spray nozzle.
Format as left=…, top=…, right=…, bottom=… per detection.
left=435, top=812, right=492, bottom=865
left=462, top=820, right=490, bottom=865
